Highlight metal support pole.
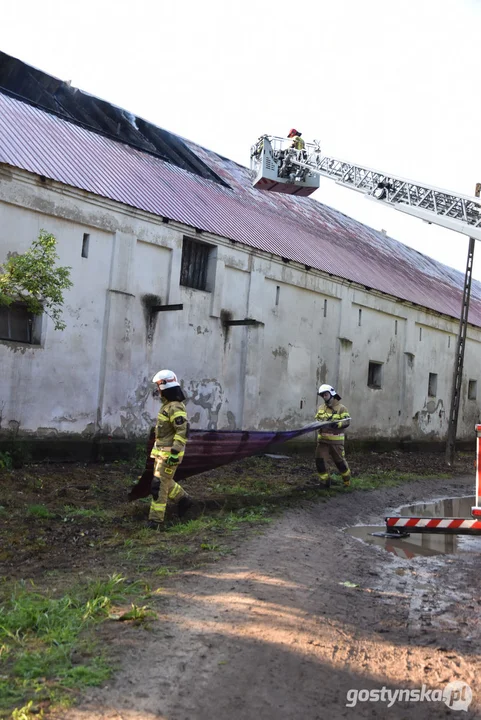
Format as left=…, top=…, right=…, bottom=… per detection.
left=445, top=183, right=481, bottom=465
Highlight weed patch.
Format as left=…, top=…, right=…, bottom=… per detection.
left=25, top=505, right=56, bottom=520
left=0, top=574, right=148, bottom=718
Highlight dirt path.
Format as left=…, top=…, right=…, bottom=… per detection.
left=63, top=476, right=481, bottom=720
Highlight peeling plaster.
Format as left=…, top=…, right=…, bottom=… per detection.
left=414, top=399, right=446, bottom=433
left=259, top=411, right=306, bottom=431
left=186, top=379, right=224, bottom=430
left=114, top=377, right=155, bottom=436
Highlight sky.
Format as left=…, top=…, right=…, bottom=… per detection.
left=2, top=0, right=481, bottom=279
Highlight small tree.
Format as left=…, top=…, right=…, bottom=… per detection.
left=0, top=230, right=73, bottom=331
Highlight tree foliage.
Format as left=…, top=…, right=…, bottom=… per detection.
left=0, top=230, right=73, bottom=331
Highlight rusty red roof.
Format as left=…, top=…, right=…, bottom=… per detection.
left=1, top=90, right=480, bottom=325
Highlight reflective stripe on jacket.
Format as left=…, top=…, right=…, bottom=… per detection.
left=315, top=399, right=350, bottom=444
left=151, top=399, right=189, bottom=458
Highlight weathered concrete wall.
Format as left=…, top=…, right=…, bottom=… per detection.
left=1, top=166, right=480, bottom=449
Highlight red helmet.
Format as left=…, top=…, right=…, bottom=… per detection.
left=288, top=128, right=300, bottom=138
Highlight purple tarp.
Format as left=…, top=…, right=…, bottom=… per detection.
left=127, top=421, right=329, bottom=501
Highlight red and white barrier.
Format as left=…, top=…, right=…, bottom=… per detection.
left=383, top=423, right=481, bottom=536
left=386, top=516, right=481, bottom=535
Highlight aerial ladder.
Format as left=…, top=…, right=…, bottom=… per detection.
left=251, top=135, right=481, bottom=535
left=250, top=135, right=481, bottom=240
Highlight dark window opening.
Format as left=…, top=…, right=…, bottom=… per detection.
left=180, top=237, right=212, bottom=291
left=323, top=299, right=327, bottom=318
left=468, top=380, right=477, bottom=400
left=428, top=372, right=438, bottom=397
left=358, top=308, right=362, bottom=326
left=395, top=319, right=398, bottom=336
left=419, top=327, right=422, bottom=341
left=81, top=233, right=90, bottom=258
left=275, top=286, right=280, bottom=306
left=368, top=361, right=383, bottom=389
left=0, top=303, right=36, bottom=343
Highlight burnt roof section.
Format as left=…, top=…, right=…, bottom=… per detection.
left=1, top=56, right=481, bottom=327
left=0, top=51, right=228, bottom=187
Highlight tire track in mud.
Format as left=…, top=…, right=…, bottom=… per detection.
left=63, top=476, right=481, bottom=720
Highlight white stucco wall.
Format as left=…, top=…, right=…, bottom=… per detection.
left=1, top=166, right=480, bottom=445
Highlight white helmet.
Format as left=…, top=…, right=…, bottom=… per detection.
left=318, top=384, right=337, bottom=397
left=152, top=369, right=180, bottom=389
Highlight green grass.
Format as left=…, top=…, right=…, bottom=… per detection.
left=163, top=544, right=192, bottom=557
left=153, top=567, right=179, bottom=577
left=165, top=506, right=273, bottom=537
left=62, top=506, right=113, bottom=521
left=0, top=574, right=149, bottom=717
left=0, top=452, right=13, bottom=471
left=351, top=470, right=451, bottom=491
left=208, top=478, right=291, bottom=497
left=25, top=505, right=56, bottom=520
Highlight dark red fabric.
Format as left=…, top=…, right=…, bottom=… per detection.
left=127, top=423, right=323, bottom=501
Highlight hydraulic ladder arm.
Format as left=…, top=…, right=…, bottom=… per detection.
left=251, top=135, right=481, bottom=462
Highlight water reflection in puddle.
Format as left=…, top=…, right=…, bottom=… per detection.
left=347, top=495, right=481, bottom=558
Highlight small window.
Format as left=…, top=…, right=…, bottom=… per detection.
left=368, top=361, right=383, bottom=389
left=275, top=286, right=280, bottom=306
left=428, top=373, right=438, bottom=397
left=448, top=336, right=451, bottom=348
left=468, top=380, right=477, bottom=400
left=180, top=237, right=213, bottom=291
left=81, top=233, right=90, bottom=258
left=394, top=319, right=398, bottom=336
left=358, top=308, right=362, bottom=327
left=323, top=299, right=327, bottom=318
left=0, top=303, right=36, bottom=344
left=419, top=327, right=422, bottom=341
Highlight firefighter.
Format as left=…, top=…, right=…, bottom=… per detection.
left=251, top=135, right=266, bottom=161
left=287, top=128, right=305, bottom=151
left=147, top=369, right=192, bottom=529
left=315, top=384, right=351, bottom=488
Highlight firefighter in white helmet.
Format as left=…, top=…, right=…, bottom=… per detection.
left=315, top=384, right=351, bottom=488
left=147, top=369, right=192, bottom=529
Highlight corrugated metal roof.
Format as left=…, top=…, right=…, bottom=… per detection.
left=1, top=91, right=480, bottom=326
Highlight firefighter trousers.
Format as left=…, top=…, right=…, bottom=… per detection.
left=315, top=442, right=351, bottom=484
left=149, top=456, right=186, bottom=523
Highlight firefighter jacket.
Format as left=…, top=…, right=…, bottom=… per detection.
left=291, top=135, right=305, bottom=150
left=151, top=398, right=189, bottom=459
left=315, top=398, right=350, bottom=445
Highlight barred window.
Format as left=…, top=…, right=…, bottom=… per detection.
left=0, top=303, right=37, bottom=344
left=180, top=238, right=213, bottom=291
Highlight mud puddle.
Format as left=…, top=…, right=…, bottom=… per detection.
left=347, top=494, right=481, bottom=558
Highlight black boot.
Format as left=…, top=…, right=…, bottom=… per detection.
left=177, top=495, right=193, bottom=518
left=146, top=520, right=165, bottom=531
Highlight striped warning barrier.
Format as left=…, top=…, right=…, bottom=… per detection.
left=386, top=516, right=481, bottom=535
left=384, top=424, right=481, bottom=535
